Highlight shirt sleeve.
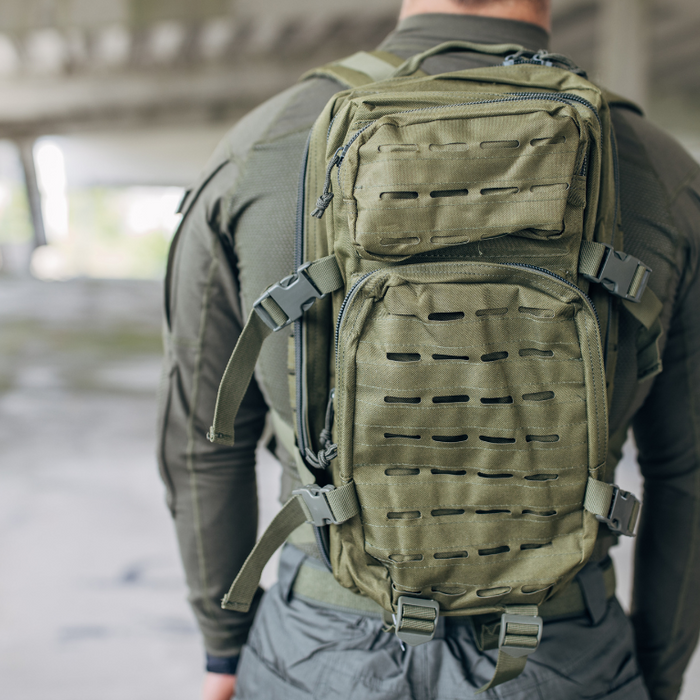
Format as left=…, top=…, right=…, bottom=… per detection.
left=631, top=170, right=700, bottom=700
left=157, top=159, right=268, bottom=658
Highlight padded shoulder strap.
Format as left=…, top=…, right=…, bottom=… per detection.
left=301, top=49, right=418, bottom=89
left=601, top=89, right=644, bottom=116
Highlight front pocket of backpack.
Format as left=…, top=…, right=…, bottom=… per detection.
left=334, top=261, right=606, bottom=611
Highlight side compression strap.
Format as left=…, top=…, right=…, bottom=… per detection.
left=208, top=255, right=343, bottom=446
left=221, top=482, right=359, bottom=612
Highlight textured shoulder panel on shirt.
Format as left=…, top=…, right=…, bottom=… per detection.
left=613, top=107, right=700, bottom=205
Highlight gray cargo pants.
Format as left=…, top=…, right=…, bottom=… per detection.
left=236, top=546, right=650, bottom=699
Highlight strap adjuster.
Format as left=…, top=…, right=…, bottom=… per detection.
left=597, top=485, right=640, bottom=537
left=253, top=262, right=323, bottom=332
left=498, top=613, right=543, bottom=659
left=292, top=484, right=340, bottom=526
left=582, top=243, right=651, bottom=303
left=394, top=596, right=440, bottom=647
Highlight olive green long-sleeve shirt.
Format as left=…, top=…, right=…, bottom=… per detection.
left=158, top=14, right=700, bottom=700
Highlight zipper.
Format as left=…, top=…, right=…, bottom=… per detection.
left=313, top=92, right=604, bottom=219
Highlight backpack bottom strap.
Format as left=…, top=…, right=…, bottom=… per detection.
left=477, top=606, right=543, bottom=694
left=221, top=482, right=359, bottom=613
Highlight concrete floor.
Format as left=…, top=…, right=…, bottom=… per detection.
left=0, top=277, right=698, bottom=700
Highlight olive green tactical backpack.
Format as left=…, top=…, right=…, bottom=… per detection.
left=209, top=42, right=655, bottom=691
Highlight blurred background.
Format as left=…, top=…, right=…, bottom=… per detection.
left=0, top=1, right=698, bottom=698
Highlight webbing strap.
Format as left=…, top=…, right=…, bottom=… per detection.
left=477, top=605, right=542, bottom=694
left=208, top=256, right=342, bottom=446
left=584, top=477, right=640, bottom=537
left=336, top=51, right=400, bottom=83
left=208, top=310, right=272, bottom=446
left=221, top=482, right=359, bottom=613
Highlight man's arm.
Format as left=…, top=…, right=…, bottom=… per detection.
left=157, top=159, right=268, bottom=668
left=631, top=170, right=700, bottom=700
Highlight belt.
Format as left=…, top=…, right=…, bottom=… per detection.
left=291, top=553, right=616, bottom=623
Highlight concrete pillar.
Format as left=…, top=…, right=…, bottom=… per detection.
left=17, top=139, right=47, bottom=249
left=597, top=0, right=650, bottom=108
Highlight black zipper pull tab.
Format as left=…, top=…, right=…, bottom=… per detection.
left=311, top=148, right=344, bottom=219
left=305, top=389, right=337, bottom=470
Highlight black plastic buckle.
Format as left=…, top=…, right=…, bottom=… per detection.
left=583, top=244, right=651, bottom=303
left=253, top=262, right=322, bottom=332
left=292, top=484, right=339, bottom=526
left=394, top=596, right=440, bottom=647
left=597, top=486, right=640, bottom=537
left=498, top=613, right=543, bottom=658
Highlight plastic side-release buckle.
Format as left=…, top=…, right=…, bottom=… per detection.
left=598, top=486, right=641, bottom=537
left=498, top=613, right=543, bottom=659
left=253, top=262, right=323, bottom=332
left=394, top=596, right=440, bottom=647
left=582, top=243, right=651, bottom=303
left=292, top=484, right=340, bottom=527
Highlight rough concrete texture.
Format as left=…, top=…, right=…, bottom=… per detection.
left=0, top=277, right=697, bottom=699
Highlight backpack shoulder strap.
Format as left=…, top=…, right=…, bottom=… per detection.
left=300, top=49, right=422, bottom=89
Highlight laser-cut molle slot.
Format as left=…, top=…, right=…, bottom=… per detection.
left=433, top=353, right=470, bottom=361
left=428, top=311, right=465, bottom=321
left=478, top=545, right=510, bottom=556
left=520, top=542, right=552, bottom=551
left=387, top=352, right=420, bottom=362
left=478, top=472, right=513, bottom=479
left=389, top=553, right=424, bottom=562
left=432, top=585, right=467, bottom=596
left=480, top=140, right=519, bottom=149
left=481, top=396, right=513, bottom=405
left=476, top=509, right=511, bottom=515
left=522, top=509, right=557, bottom=517
left=431, top=468, right=467, bottom=476
left=433, top=395, right=470, bottom=404
left=428, top=142, right=469, bottom=152
left=380, top=237, right=420, bottom=247
left=384, top=396, right=421, bottom=404
left=481, top=351, right=508, bottom=362
left=523, top=391, right=555, bottom=402
left=519, top=306, right=555, bottom=318
left=481, top=186, right=519, bottom=196
left=479, top=435, right=516, bottom=444
left=431, top=508, right=465, bottom=517
left=385, top=468, right=420, bottom=476
left=378, top=143, right=418, bottom=152
left=430, top=189, right=468, bottom=198
left=434, top=550, right=468, bottom=560
left=432, top=434, right=469, bottom=443
left=384, top=433, right=421, bottom=440
left=531, top=136, right=566, bottom=146
left=524, top=474, right=559, bottom=481
left=477, top=586, right=512, bottom=598
left=522, top=584, right=553, bottom=594
left=392, top=583, right=423, bottom=594
left=531, top=183, right=569, bottom=193
left=387, top=511, right=421, bottom=520
left=526, top=434, right=560, bottom=443
left=519, top=348, right=554, bottom=358
left=476, top=307, right=508, bottom=317
left=380, top=191, right=418, bottom=200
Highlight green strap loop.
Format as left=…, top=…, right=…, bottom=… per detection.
left=392, top=40, right=526, bottom=78
left=301, top=50, right=414, bottom=89
left=584, top=477, right=614, bottom=517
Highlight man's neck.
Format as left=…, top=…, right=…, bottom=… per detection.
left=399, top=0, right=551, bottom=32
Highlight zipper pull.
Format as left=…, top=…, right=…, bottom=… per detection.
left=305, top=389, right=337, bottom=470
left=311, top=148, right=344, bottom=219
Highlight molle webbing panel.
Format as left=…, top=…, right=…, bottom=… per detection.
left=331, top=263, right=606, bottom=613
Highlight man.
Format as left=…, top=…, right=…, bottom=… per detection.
left=158, top=1, right=700, bottom=698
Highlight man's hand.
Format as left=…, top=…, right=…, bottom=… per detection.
left=202, top=672, right=236, bottom=700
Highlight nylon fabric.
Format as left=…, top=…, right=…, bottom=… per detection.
left=584, top=477, right=614, bottom=517
left=209, top=311, right=272, bottom=446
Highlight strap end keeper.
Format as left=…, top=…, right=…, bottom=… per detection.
left=221, top=597, right=250, bottom=613
left=207, top=428, right=235, bottom=446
